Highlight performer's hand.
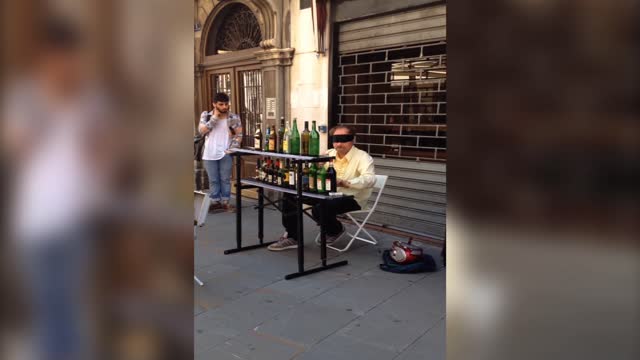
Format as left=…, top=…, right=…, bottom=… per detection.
left=337, top=179, right=350, bottom=188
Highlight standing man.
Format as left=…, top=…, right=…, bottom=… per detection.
left=268, top=125, right=376, bottom=251
left=198, top=92, right=243, bottom=212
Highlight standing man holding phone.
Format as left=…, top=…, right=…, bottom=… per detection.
left=198, top=92, right=243, bottom=212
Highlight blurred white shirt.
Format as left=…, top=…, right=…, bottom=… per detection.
left=4, top=80, right=108, bottom=246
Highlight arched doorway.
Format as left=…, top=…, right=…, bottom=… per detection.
left=197, top=1, right=269, bottom=194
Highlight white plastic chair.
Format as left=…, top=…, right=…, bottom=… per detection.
left=315, top=175, right=388, bottom=252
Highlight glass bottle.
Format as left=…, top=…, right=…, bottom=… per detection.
left=261, top=158, right=268, bottom=182
left=277, top=117, right=285, bottom=153
left=301, top=121, right=310, bottom=156
left=326, top=159, right=337, bottom=192
left=290, top=118, right=300, bottom=155
left=255, top=158, right=261, bottom=180
left=288, top=161, right=297, bottom=189
left=272, top=159, right=279, bottom=185
left=263, top=126, right=271, bottom=152
left=276, top=160, right=283, bottom=186
left=309, top=162, right=317, bottom=192
left=254, top=119, right=262, bottom=151
left=282, top=159, right=290, bottom=188
left=310, top=120, right=320, bottom=156
left=262, top=158, right=270, bottom=182
left=302, top=164, right=310, bottom=192
left=269, top=125, right=276, bottom=152
left=282, top=118, right=290, bottom=154
left=316, top=163, right=327, bottom=194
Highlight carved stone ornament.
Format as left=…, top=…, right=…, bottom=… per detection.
left=254, top=47, right=295, bottom=67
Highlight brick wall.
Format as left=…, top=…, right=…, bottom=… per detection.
left=336, top=41, right=447, bottom=161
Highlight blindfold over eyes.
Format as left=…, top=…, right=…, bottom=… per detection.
left=332, top=134, right=355, bottom=143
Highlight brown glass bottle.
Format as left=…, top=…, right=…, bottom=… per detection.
left=301, top=121, right=310, bottom=155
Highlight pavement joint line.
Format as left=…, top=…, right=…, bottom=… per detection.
left=291, top=271, right=428, bottom=357
left=390, top=315, right=446, bottom=360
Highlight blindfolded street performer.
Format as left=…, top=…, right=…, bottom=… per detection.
left=268, top=125, right=376, bottom=251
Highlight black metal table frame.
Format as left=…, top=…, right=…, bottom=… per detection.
left=224, top=149, right=349, bottom=280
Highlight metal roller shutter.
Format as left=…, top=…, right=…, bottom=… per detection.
left=336, top=4, right=447, bottom=239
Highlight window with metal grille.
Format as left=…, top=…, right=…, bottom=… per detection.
left=335, top=41, right=447, bottom=161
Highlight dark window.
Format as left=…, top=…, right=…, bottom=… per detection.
left=387, top=93, right=420, bottom=103
left=357, top=51, right=387, bottom=63
left=372, top=104, right=402, bottom=114
left=371, top=83, right=402, bottom=93
left=357, top=73, right=386, bottom=84
left=341, top=75, right=356, bottom=85
left=357, top=114, right=385, bottom=124
left=341, top=55, right=356, bottom=65
left=357, top=95, right=385, bottom=104
left=343, top=64, right=370, bottom=75
left=419, top=137, right=447, bottom=148
left=340, top=114, right=355, bottom=123
left=403, top=125, right=437, bottom=136
left=370, top=125, right=401, bottom=135
left=343, top=84, right=370, bottom=95
left=387, top=115, right=419, bottom=124
left=386, top=136, right=418, bottom=146
left=341, top=95, right=355, bottom=104
left=403, top=104, right=437, bottom=114
left=388, top=47, right=421, bottom=60
left=372, top=62, right=392, bottom=72
left=355, top=134, right=384, bottom=145
left=343, top=105, right=370, bottom=114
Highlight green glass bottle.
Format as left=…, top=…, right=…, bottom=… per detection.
left=310, top=120, right=320, bottom=156
left=309, top=162, right=317, bottom=192
left=289, top=118, right=300, bottom=155
left=277, top=117, right=285, bottom=153
left=316, top=163, right=327, bottom=194
left=301, top=121, right=310, bottom=155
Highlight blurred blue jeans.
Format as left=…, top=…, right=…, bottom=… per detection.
left=20, top=228, right=92, bottom=360
left=203, top=154, right=233, bottom=202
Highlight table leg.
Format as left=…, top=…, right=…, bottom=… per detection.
left=224, top=154, right=274, bottom=254
left=296, top=160, right=304, bottom=274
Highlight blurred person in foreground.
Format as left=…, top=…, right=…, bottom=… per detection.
left=268, top=125, right=376, bottom=251
left=2, top=17, right=116, bottom=360
left=197, top=92, right=243, bottom=212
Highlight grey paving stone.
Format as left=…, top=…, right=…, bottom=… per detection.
left=195, top=320, right=239, bottom=356
left=198, top=288, right=303, bottom=333
left=263, top=271, right=351, bottom=302
left=211, top=329, right=305, bottom=360
left=295, top=333, right=397, bottom=360
left=310, top=271, right=412, bottom=316
left=196, top=262, right=242, bottom=281
left=194, top=270, right=277, bottom=309
left=195, top=345, right=246, bottom=360
left=336, top=281, right=445, bottom=353
left=394, top=318, right=445, bottom=360
left=256, top=302, right=359, bottom=347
